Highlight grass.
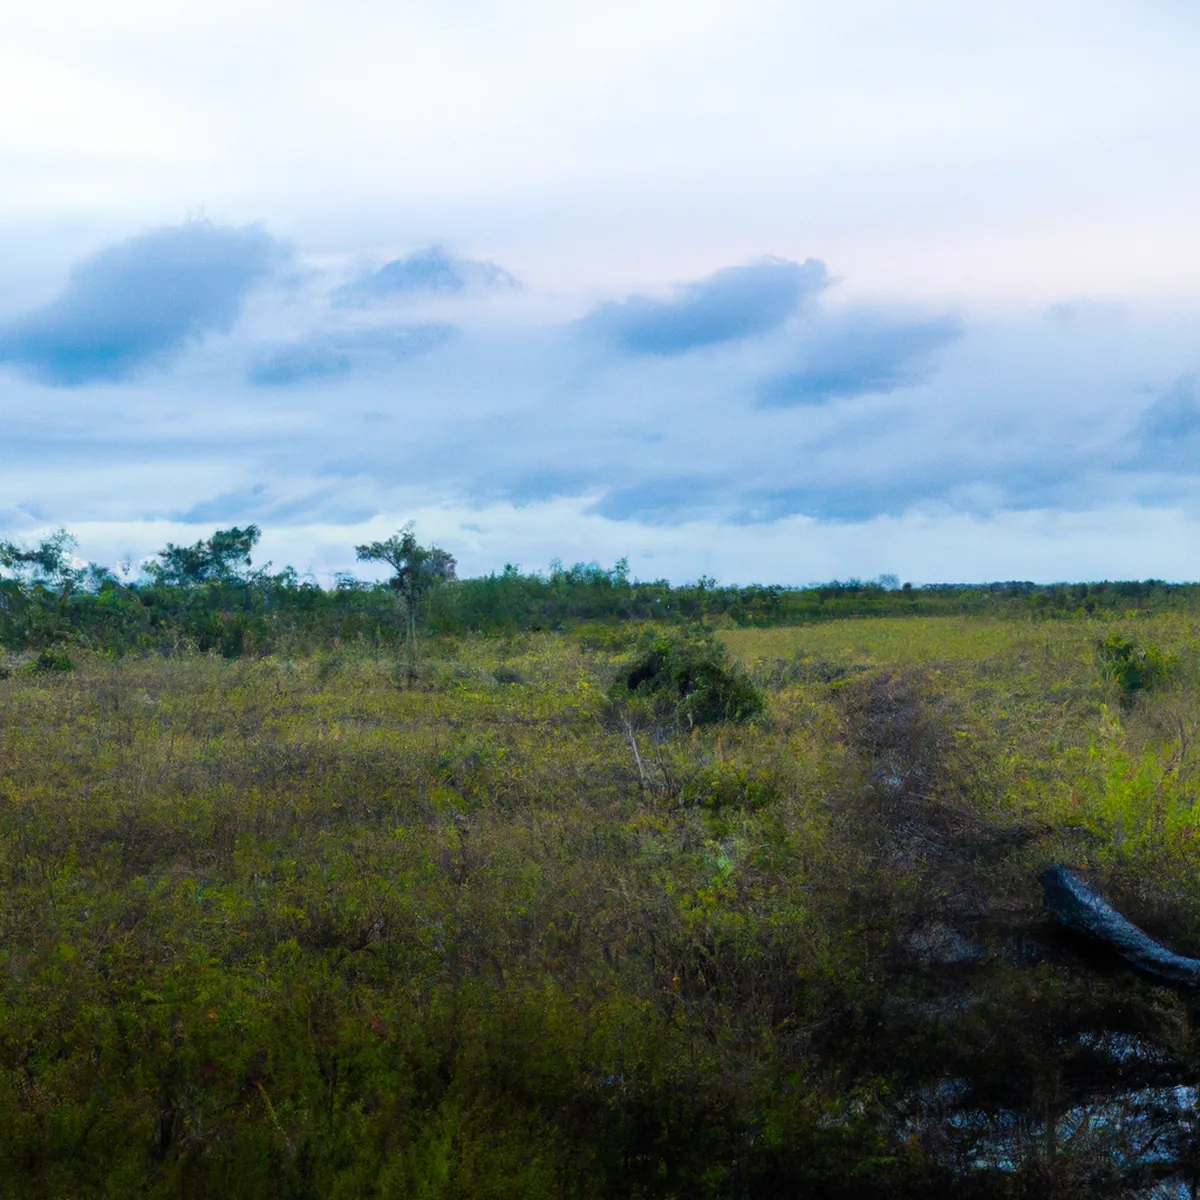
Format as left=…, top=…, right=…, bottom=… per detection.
left=3, top=617, right=1200, bottom=1196
left=723, top=612, right=1200, bottom=668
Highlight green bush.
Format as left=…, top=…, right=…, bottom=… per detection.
left=1096, top=633, right=1173, bottom=696
left=614, top=630, right=764, bottom=725
left=24, top=647, right=76, bottom=674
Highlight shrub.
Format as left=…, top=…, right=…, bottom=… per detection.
left=1096, top=633, right=1173, bottom=697
left=24, top=647, right=76, bottom=674
left=614, top=630, right=764, bottom=725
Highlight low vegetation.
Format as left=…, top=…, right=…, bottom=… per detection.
left=6, top=526, right=1200, bottom=664
left=4, top=528, right=1200, bottom=1195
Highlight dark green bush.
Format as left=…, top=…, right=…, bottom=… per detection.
left=615, top=631, right=764, bottom=725
left=24, top=647, right=75, bottom=674
left=1096, top=633, right=1173, bottom=696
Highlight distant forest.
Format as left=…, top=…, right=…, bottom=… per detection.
left=1, top=523, right=1195, bottom=658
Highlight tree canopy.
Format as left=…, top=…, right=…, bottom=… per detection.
left=355, top=524, right=456, bottom=593
left=0, top=528, right=80, bottom=587
left=149, top=525, right=263, bottom=585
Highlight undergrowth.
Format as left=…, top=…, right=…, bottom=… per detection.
left=0, top=617, right=1199, bottom=1195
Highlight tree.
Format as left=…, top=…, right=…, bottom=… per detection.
left=0, top=528, right=78, bottom=581
left=0, top=529, right=83, bottom=608
left=355, top=523, right=456, bottom=673
left=149, top=525, right=262, bottom=585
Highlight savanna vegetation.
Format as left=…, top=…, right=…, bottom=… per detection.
left=4, top=526, right=1200, bottom=667
left=4, top=526, right=1200, bottom=1196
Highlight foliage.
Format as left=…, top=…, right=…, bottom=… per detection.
left=614, top=629, right=764, bottom=726
left=0, top=528, right=81, bottom=589
left=3, top=613, right=1200, bottom=1192
left=9, top=527, right=1200, bottom=1191
left=354, top=523, right=457, bottom=594
left=356, top=524, right=457, bottom=674
left=1096, top=632, right=1174, bottom=697
left=149, top=525, right=264, bottom=585
left=24, top=647, right=75, bottom=674
left=8, top=522, right=1200, bottom=662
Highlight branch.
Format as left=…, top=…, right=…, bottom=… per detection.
left=622, top=718, right=648, bottom=789
left=1042, top=865, right=1200, bottom=990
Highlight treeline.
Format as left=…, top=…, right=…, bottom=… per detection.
left=1, top=524, right=1197, bottom=658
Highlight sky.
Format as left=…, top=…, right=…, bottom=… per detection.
left=4, top=0, right=1200, bottom=585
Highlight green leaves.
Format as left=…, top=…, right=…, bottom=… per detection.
left=24, top=647, right=76, bottom=674
left=5, top=605, right=1200, bottom=1193
left=354, top=523, right=456, bottom=600
left=0, top=528, right=80, bottom=587
left=1096, top=632, right=1174, bottom=699
left=356, top=523, right=458, bottom=674
left=613, top=630, right=764, bottom=726
left=149, top=525, right=263, bottom=586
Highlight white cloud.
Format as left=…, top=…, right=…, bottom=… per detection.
left=6, top=3, right=1200, bottom=581
left=4, top=0, right=1200, bottom=301
left=2, top=222, right=1199, bottom=581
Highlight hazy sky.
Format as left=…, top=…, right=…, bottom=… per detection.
left=4, top=0, right=1200, bottom=583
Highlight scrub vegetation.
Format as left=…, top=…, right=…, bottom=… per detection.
left=4, top=528, right=1200, bottom=1195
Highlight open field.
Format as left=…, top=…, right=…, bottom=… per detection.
left=723, top=612, right=1200, bottom=671
left=3, top=617, right=1200, bottom=1196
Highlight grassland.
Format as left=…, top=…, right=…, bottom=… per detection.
left=3, top=616, right=1200, bottom=1196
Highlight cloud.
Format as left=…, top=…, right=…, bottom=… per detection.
left=5, top=233, right=1200, bottom=583
left=576, top=446, right=1093, bottom=528
left=582, top=257, right=828, bottom=355
left=0, top=221, right=282, bottom=386
left=180, top=484, right=269, bottom=524
left=332, top=246, right=519, bottom=307
left=588, top=476, right=731, bottom=522
left=1140, top=376, right=1200, bottom=441
left=179, top=482, right=376, bottom=526
left=477, top=468, right=603, bottom=507
left=757, top=314, right=962, bottom=407
left=722, top=456, right=1093, bottom=525
left=250, top=323, right=455, bottom=385
left=1131, top=375, right=1200, bottom=460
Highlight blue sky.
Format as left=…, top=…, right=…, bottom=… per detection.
left=4, top=0, right=1200, bottom=583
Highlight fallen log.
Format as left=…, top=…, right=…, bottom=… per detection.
left=1042, top=865, right=1200, bottom=990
